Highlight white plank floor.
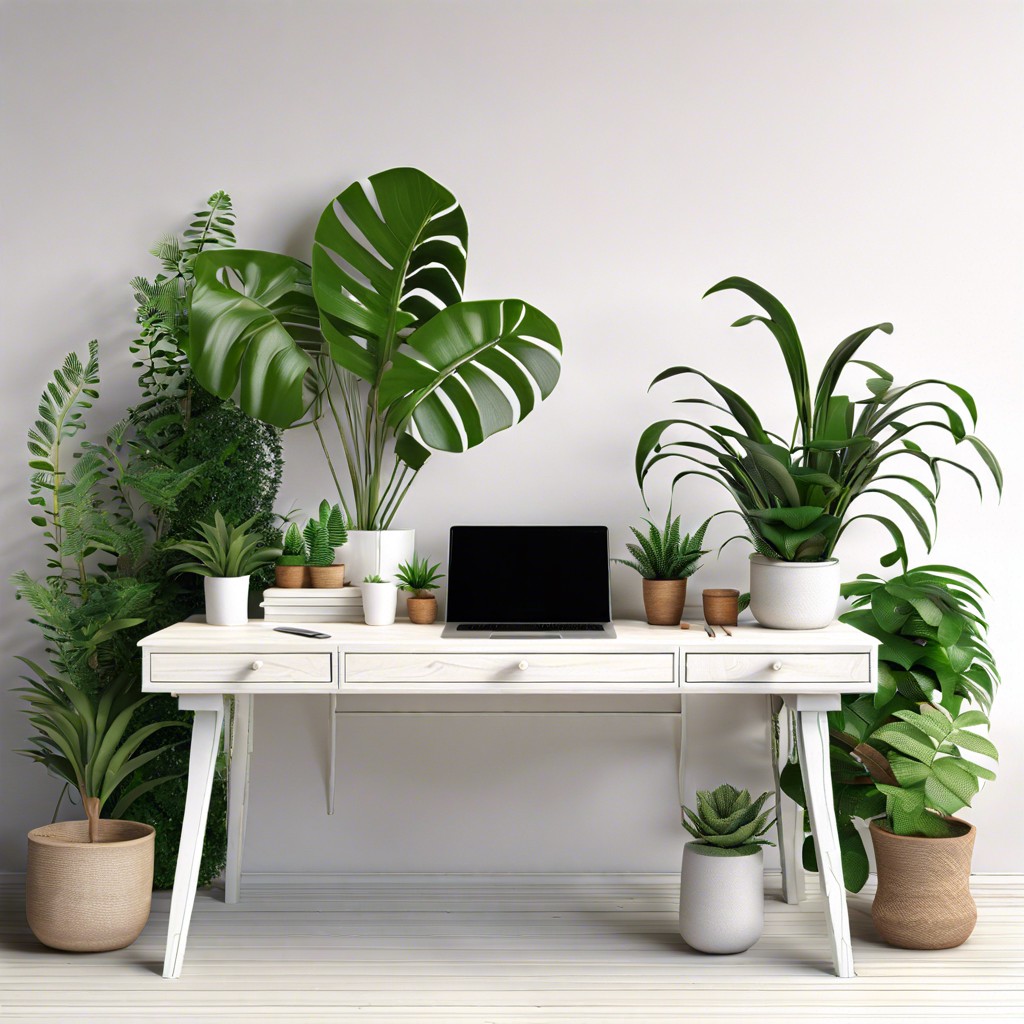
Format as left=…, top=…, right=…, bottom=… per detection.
left=2, top=875, right=1023, bottom=1023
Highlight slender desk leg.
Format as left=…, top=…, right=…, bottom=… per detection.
left=225, top=694, right=253, bottom=904
left=790, top=695, right=855, bottom=979
left=163, top=694, right=225, bottom=979
left=770, top=695, right=804, bottom=905
left=676, top=694, right=687, bottom=822
left=328, top=693, right=337, bottom=815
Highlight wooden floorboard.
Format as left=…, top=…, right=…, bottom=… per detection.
left=2, top=876, right=1022, bottom=1022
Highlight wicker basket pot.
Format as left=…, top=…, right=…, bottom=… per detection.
left=869, top=817, right=977, bottom=949
left=702, top=588, right=739, bottom=626
left=407, top=595, right=438, bottom=624
left=275, top=564, right=305, bottom=588
left=642, top=579, right=687, bottom=626
left=309, top=564, right=345, bottom=588
left=26, top=819, right=155, bottom=952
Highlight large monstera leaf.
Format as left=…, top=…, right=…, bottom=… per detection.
left=312, top=168, right=562, bottom=458
left=187, top=249, right=322, bottom=428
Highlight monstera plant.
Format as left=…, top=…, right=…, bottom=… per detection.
left=185, top=168, right=563, bottom=529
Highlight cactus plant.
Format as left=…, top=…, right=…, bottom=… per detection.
left=298, top=501, right=348, bottom=567
left=682, top=784, right=776, bottom=857
left=277, top=522, right=306, bottom=567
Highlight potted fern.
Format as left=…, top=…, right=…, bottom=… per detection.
left=275, top=523, right=307, bottom=588
left=396, top=554, right=445, bottom=624
left=615, top=513, right=710, bottom=625
left=679, top=784, right=775, bottom=954
left=303, top=500, right=348, bottom=588
left=169, top=511, right=281, bottom=624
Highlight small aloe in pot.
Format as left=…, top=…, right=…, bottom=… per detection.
left=396, top=554, right=444, bottom=624
left=682, top=784, right=776, bottom=856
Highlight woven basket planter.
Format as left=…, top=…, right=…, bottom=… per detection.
left=275, top=564, right=306, bottom=588
left=642, top=579, right=687, bottom=626
left=869, top=817, right=977, bottom=949
left=309, top=564, right=345, bottom=588
left=26, top=819, right=155, bottom=952
left=407, top=596, right=438, bottom=624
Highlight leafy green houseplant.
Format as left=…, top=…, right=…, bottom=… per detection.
left=614, top=514, right=710, bottom=625
left=169, top=511, right=280, bottom=626
left=302, top=500, right=348, bottom=587
left=678, top=785, right=775, bottom=954
left=637, top=278, right=1001, bottom=628
left=275, top=522, right=307, bottom=587
left=396, top=555, right=445, bottom=624
left=184, top=167, right=564, bottom=534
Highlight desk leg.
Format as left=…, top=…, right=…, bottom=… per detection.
left=225, top=694, right=253, bottom=905
left=769, top=696, right=804, bottom=905
left=163, top=694, right=225, bottom=980
left=794, top=702, right=855, bottom=979
left=676, top=695, right=687, bottom=821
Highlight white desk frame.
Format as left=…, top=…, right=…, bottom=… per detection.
left=140, top=619, right=876, bottom=980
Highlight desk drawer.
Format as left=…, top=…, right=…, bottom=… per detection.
left=685, top=652, right=869, bottom=684
left=345, top=652, right=675, bottom=685
left=149, top=652, right=333, bottom=684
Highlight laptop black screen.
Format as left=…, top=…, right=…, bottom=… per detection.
left=446, top=526, right=611, bottom=623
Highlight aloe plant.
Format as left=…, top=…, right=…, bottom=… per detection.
left=395, top=555, right=444, bottom=598
left=614, top=513, right=711, bottom=580
left=185, top=167, right=563, bottom=530
left=168, top=511, right=281, bottom=577
left=637, top=278, right=1001, bottom=566
left=682, top=784, right=775, bottom=856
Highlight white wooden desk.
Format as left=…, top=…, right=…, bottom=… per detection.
left=139, top=618, right=877, bottom=980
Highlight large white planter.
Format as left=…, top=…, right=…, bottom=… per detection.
left=748, top=554, right=840, bottom=630
left=361, top=581, right=399, bottom=626
left=341, top=530, right=415, bottom=587
left=679, top=843, right=764, bottom=954
left=204, top=575, right=251, bottom=626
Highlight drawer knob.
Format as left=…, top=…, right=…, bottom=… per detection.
left=518, top=660, right=529, bottom=671
left=772, top=661, right=783, bottom=672
left=251, top=660, right=264, bottom=671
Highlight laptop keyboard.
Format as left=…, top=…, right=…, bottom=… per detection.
left=456, top=623, right=605, bottom=632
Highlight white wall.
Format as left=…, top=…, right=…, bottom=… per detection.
left=1, top=0, right=1020, bottom=875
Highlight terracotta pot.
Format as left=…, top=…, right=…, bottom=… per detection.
left=407, top=595, right=438, bottom=624
left=309, top=564, right=345, bottom=588
left=275, top=564, right=305, bottom=588
left=642, top=579, right=687, bottom=626
left=26, top=819, right=155, bottom=952
left=702, top=588, right=739, bottom=626
left=869, top=818, right=977, bottom=949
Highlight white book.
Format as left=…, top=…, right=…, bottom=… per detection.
left=263, top=587, right=360, bottom=600
left=263, top=612, right=364, bottom=623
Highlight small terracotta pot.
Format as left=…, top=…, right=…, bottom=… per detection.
left=702, top=588, right=739, bottom=626
left=869, top=817, right=977, bottom=949
left=407, top=595, right=438, bottom=624
left=309, top=564, right=345, bottom=588
left=642, top=579, right=687, bottom=626
left=275, top=564, right=305, bottom=589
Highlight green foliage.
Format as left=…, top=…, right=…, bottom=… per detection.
left=186, top=167, right=563, bottom=529
left=682, top=784, right=775, bottom=856
left=614, top=513, right=711, bottom=580
left=278, top=523, right=306, bottom=566
left=395, top=554, right=444, bottom=597
left=363, top=574, right=385, bottom=584
left=637, top=278, right=1001, bottom=565
left=299, top=501, right=346, bottom=566
left=168, top=511, right=281, bottom=578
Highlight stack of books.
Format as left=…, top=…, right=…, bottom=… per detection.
left=261, top=586, right=363, bottom=623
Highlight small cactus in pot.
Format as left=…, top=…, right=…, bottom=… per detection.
left=304, top=501, right=348, bottom=588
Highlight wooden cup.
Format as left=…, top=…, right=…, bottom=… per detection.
left=702, top=588, right=739, bottom=626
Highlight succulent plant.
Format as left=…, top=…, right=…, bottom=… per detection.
left=299, top=501, right=348, bottom=568
left=682, top=784, right=776, bottom=856
left=395, top=554, right=444, bottom=598
left=614, top=513, right=711, bottom=580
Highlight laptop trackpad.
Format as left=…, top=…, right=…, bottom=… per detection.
left=492, top=633, right=560, bottom=639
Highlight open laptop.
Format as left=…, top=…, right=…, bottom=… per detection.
left=441, top=526, right=615, bottom=638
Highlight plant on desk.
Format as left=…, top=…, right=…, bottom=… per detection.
left=168, top=511, right=281, bottom=625
left=275, top=522, right=307, bottom=588
left=636, top=277, right=1001, bottom=629
left=614, top=513, right=710, bottom=626
left=396, top=554, right=445, bottom=624
left=781, top=565, right=999, bottom=948
left=361, top=574, right=398, bottom=626
left=303, top=500, right=348, bottom=588
left=678, top=784, right=775, bottom=954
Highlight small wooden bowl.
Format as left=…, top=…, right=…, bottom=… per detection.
left=702, top=588, right=739, bottom=626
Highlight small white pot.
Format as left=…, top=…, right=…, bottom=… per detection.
left=748, top=554, right=840, bottom=630
left=204, top=575, right=251, bottom=626
left=679, top=843, right=764, bottom=954
left=361, top=581, right=398, bottom=626
left=340, top=530, right=415, bottom=590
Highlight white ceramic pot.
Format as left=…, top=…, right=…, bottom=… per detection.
left=361, top=581, right=398, bottom=626
left=748, top=554, right=840, bottom=630
left=341, top=530, right=415, bottom=588
left=204, top=575, right=251, bottom=626
left=679, top=843, right=764, bottom=954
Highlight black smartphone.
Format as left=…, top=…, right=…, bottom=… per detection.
left=272, top=626, right=332, bottom=639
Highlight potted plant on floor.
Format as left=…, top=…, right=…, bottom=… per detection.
left=678, top=784, right=775, bottom=954
left=169, top=511, right=281, bottom=625
left=396, top=555, right=445, bottom=624
left=361, top=574, right=398, bottom=626
left=20, top=667, right=184, bottom=951
left=615, top=513, right=710, bottom=625
left=303, top=500, right=348, bottom=588
left=636, top=277, right=1001, bottom=628
left=184, top=167, right=564, bottom=584
left=275, top=522, right=307, bottom=588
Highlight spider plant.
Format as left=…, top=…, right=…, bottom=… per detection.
left=637, top=278, right=1001, bottom=566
